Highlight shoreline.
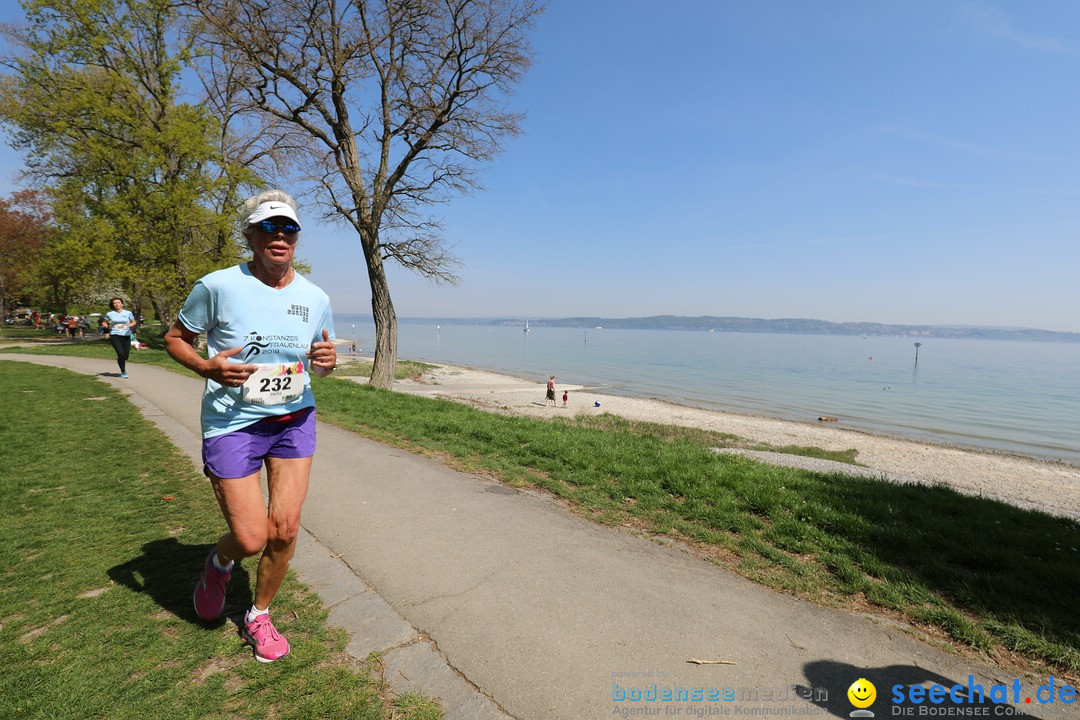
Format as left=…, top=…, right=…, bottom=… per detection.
left=385, top=360, right=1080, bottom=522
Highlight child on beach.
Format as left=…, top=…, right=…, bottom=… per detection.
left=562, top=390, right=568, bottom=407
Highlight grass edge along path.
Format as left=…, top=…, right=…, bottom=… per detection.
left=310, top=378, right=1080, bottom=681
left=0, top=360, right=442, bottom=720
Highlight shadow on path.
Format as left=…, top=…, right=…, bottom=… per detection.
left=798, top=659, right=1042, bottom=719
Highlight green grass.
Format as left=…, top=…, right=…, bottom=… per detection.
left=0, top=330, right=432, bottom=381
left=0, top=324, right=48, bottom=340
left=568, top=413, right=862, bottom=465
left=0, top=327, right=196, bottom=373
left=334, top=356, right=437, bottom=381
left=0, top=361, right=442, bottom=720
left=5, top=337, right=1079, bottom=678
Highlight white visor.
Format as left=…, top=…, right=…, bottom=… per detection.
left=247, top=201, right=301, bottom=230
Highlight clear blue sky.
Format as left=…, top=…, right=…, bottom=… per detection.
left=3, top=1, right=1079, bottom=331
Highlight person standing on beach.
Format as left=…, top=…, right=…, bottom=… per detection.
left=103, top=297, right=136, bottom=378
left=562, top=389, right=568, bottom=407
left=164, top=189, right=337, bottom=663
left=546, top=375, right=556, bottom=406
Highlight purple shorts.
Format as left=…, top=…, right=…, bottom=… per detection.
left=202, top=408, right=317, bottom=479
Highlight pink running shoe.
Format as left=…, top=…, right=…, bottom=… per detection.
left=241, top=614, right=290, bottom=663
left=193, top=550, right=231, bottom=620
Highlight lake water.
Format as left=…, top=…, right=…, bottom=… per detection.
left=335, top=316, right=1080, bottom=465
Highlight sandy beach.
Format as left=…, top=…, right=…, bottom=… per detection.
left=388, top=362, right=1080, bottom=521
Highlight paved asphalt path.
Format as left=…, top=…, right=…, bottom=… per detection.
left=3, top=353, right=1057, bottom=720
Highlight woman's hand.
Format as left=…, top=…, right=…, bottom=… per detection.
left=204, top=347, right=259, bottom=387
left=307, top=328, right=337, bottom=377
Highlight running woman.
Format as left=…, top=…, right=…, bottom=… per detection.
left=103, top=297, right=136, bottom=378
left=164, top=189, right=337, bottom=663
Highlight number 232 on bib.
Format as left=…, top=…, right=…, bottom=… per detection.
left=241, top=362, right=307, bottom=406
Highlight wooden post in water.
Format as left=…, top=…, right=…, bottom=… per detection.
left=914, top=342, right=922, bottom=365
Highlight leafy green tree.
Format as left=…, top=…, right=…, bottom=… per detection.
left=188, top=0, right=542, bottom=388
left=0, top=0, right=244, bottom=330
left=29, top=214, right=114, bottom=315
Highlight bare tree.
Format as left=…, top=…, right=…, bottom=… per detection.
left=186, top=0, right=542, bottom=388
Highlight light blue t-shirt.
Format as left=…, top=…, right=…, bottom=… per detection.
left=177, top=263, right=336, bottom=438
left=105, top=310, right=135, bottom=336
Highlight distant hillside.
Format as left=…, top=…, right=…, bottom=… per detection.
left=406, top=315, right=1080, bottom=342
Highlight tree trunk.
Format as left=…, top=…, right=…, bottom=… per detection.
left=149, top=296, right=173, bottom=335
left=367, top=251, right=398, bottom=389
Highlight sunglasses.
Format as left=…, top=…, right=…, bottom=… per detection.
left=251, top=219, right=300, bottom=235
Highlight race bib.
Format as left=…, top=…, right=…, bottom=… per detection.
left=241, top=362, right=307, bottom=406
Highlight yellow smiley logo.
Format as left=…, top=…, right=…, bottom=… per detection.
left=847, top=678, right=876, bottom=709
